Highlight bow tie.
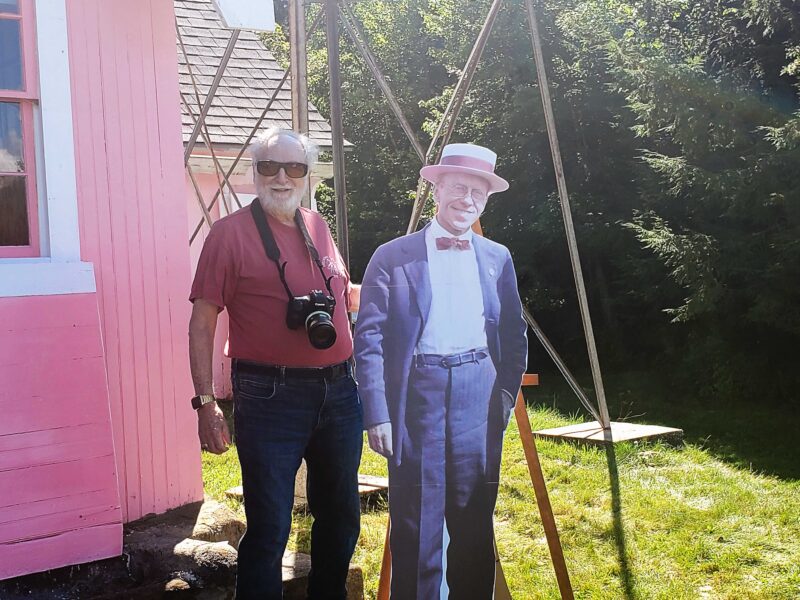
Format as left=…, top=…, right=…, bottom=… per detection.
left=436, top=237, right=470, bottom=251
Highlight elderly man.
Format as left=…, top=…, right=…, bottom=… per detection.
left=355, top=143, right=528, bottom=598
left=189, top=128, right=362, bottom=600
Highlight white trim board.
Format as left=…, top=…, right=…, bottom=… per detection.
left=36, top=0, right=81, bottom=261
left=0, top=260, right=96, bottom=297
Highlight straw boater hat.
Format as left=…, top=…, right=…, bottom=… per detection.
left=420, top=143, right=509, bottom=194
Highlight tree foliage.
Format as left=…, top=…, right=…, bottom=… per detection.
left=266, top=0, right=800, bottom=402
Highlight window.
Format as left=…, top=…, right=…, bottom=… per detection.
left=0, top=0, right=39, bottom=257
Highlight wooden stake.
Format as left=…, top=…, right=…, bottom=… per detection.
left=289, top=0, right=314, bottom=210
left=514, top=389, right=574, bottom=599
left=377, top=516, right=391, bottom=600
left=325, top=0, right=351, bottom=269
left=289, top=0, right=309, bottom=136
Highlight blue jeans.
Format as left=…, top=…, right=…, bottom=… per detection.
left=232, top=362, right=363, bottom=600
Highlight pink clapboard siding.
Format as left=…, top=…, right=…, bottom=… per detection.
left=0, top=294, right=122, bottom=580
left=67, top=0, right=203, bottom=522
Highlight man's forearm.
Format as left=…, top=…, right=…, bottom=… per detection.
left=189, top=317, right=216, bottom=397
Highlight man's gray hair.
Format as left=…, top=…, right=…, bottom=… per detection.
left=249, top=127, right=319, bottom=169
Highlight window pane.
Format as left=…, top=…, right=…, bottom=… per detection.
left=0, top=175, right=29, bottom=246
left=0, top=1, right=19, bottom=14
left=0, top=19, right=23, bottom=90
left=0, top=102, right=23, bottom=172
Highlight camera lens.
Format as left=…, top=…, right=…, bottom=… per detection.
left=306, top=311, right=337, bottom=349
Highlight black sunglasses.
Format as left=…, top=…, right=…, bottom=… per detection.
left=256, top=160, right=309, bottom=178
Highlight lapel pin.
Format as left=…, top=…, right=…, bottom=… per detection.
left=489, top=266, right=496, bottom=278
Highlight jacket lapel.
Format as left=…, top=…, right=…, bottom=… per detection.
left=401, top=227, right=432, bottom=329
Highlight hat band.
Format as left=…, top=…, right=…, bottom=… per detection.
left=439, top=155, right=495, bottom=173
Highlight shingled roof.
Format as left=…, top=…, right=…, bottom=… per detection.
left=175, top=0, right=335, bottom=151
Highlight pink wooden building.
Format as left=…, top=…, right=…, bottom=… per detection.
left=0, top=0, right=203, bottom=580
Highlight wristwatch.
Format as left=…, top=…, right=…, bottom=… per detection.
left=191, top=394, right=216, bottom=410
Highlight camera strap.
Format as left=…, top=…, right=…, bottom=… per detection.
left=249, top=199, right=335, bottom=304
left=294, top=209, right=336, bottom=302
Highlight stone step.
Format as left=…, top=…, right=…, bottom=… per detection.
left=0, top=499, right=363, bottom=599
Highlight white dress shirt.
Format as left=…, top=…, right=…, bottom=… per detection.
left=416, top=218, right=488, bottom=355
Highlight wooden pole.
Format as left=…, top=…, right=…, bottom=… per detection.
left=514, top=390, right=575, bottom=599
left=289, top=0, right=313, bottom=209
left=524, top=0, right=610, bottom=428
left=186, top=164, right=214, bottom=228
left=179, top=91, right=238, bottom=215
left=406, top=0, right=504, bottom=234
left=377, top=517, right=392, bottom=600
left=325, top=0, right=351, bottom=269
left=523, top=307, right=601, bottom=423
left=289, top=0, right=309, bottom=135
left=338, top=0, right=425, bottom=162
left=183, top=29, right=240, bottom=165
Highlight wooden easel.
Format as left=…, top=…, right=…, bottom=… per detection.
left=376, top=375, right=574, bottom=599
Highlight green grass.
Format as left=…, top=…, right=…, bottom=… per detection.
left=202, top=388, right=800, bottom=599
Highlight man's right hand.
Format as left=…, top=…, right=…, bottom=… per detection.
left=198, top=402, right=231, bottom=454
left=367, top=422, right=393, bottom=458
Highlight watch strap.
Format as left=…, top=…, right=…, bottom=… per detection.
left=191, top=394, right=216, bottom=410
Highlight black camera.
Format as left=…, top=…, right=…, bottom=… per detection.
left=286, top=290, right=337, bottom=349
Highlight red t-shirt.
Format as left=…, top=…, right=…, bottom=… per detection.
left=190, top=204, right=353, bottom=367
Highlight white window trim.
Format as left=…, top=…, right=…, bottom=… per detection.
left=0, top=0, right=95, bottom=298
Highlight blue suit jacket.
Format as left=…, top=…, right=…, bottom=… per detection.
left=354, top=225, right=528, bottom=466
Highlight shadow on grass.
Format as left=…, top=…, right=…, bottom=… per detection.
left=604, top=435, right=637, bottom=600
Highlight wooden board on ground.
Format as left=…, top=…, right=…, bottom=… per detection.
left=535, top=420, right=683, bottom=446
left=358, top=474, right=389, bottom=495
left=225, top=474, right=388, bottom=511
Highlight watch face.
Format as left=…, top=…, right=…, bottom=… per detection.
left=192, top=395, right=214, bottom=410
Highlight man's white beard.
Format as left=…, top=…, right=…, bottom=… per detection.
left=257, top=183, right=302, bottom=221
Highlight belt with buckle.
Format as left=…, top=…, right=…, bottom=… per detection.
left=234, top=359, right=350, bottom=380
left=413, top=347, right=490, bottom=369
